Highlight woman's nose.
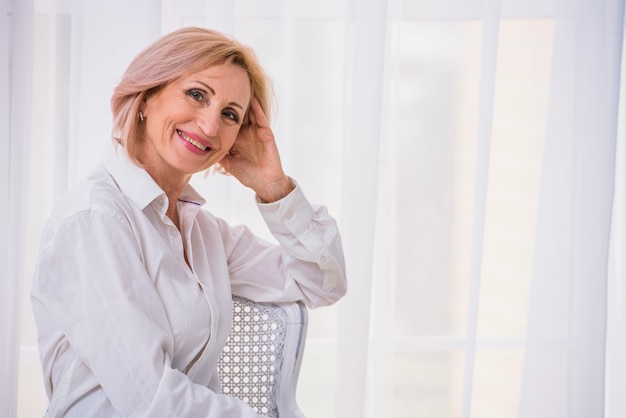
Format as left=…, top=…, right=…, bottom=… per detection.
left=197, top=110, right=220, bottom=137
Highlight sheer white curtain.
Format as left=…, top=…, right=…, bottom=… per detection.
left=2, top=1, right=33, bottom=418
left=607, top=6, right=626, bottom=416
left=3, top=0, right=626, bottom=417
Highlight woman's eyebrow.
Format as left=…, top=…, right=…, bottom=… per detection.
left=193, top=81, right=245, bottom=111
left=194, top=81, right=216, bottom=95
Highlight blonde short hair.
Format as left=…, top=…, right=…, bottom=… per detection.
left=111, top=27, right=272, bottom=163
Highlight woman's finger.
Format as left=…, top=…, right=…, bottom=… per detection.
left=250, top=98, right=270, bottom=128
left=247, top=102, right=257, bottom=126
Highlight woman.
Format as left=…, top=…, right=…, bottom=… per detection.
left=31, top=27, right=347, bottom=417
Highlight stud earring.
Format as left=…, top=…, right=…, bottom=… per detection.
left=139, top=111, right=145, bottom=122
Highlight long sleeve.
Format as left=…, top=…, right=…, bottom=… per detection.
left=220, top=184, right=347, bottom=308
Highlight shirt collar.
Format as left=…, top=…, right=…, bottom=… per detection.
left=102, top=146, right=206, bottom=210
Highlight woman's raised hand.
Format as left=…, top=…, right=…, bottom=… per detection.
left=219, top=98, right=294, bottom=202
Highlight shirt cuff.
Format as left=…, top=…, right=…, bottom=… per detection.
left=256, top=180, right=316, bottom=236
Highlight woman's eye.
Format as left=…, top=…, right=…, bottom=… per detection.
left=187, top=89, right=205, bottom=101
left=223, top=109, right=240, bottom=124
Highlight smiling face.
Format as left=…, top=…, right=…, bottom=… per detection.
left=139, top=62, right=251, bottom=188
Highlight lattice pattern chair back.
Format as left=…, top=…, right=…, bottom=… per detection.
left=218, top=295, right=308, bottom=418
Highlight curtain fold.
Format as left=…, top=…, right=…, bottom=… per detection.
left=0, top=0, right=14, bottom=415
left=66, top=0, right=162, bottom=182
left=334, top=0, right=388, bottom=416
left=3, top=1, right=626, bottom=417
left=461, top=1, right=501, bottom=416
left=1, top=0, right=34, bottom=417
left=520, top=0, right=624, bottom=416
left=606, top=10, right=626, bottom=414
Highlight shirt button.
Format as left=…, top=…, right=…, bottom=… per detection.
left=285, top=211, right=294, bottom=220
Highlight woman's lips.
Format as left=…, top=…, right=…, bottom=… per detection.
left=176, top=129, right=212, bottom=154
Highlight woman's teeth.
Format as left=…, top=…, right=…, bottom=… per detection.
left=178, top=130, right=209, bottom=151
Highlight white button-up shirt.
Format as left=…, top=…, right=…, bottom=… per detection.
left=31, top=149, right=347, bottom=417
